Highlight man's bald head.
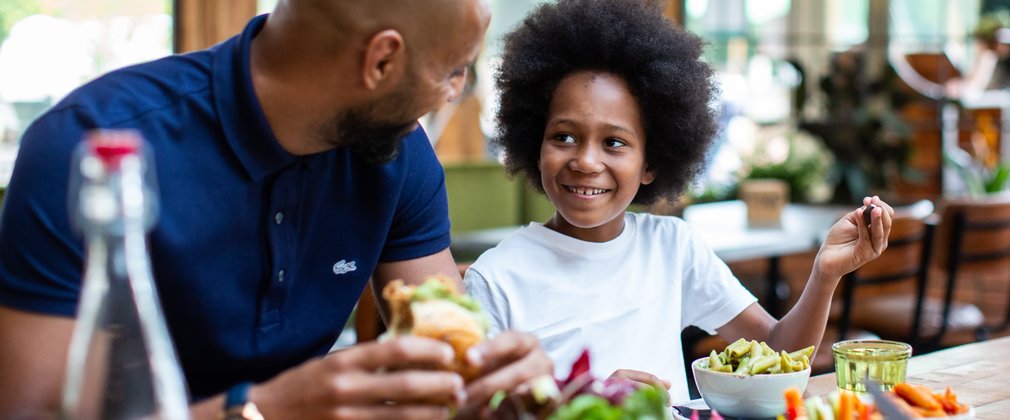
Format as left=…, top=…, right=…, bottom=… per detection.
left=272, top=0, right=488, bottom=56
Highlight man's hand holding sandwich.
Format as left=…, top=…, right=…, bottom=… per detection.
left=382, top=274, right=553, bottom=418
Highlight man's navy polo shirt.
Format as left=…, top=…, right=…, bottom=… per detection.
left=0, top=15, right=451, bottom=398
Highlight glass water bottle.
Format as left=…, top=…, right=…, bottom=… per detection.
left=62, top=130, right=189, bottom=420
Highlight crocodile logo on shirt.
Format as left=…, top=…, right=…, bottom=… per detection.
left=332, top=260, right=357, bottom=275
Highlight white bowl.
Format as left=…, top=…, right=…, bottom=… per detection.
left=691, top=357, right=811, bottom=418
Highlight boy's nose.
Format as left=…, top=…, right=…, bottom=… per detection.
left=569, top=144, right=604, bottom=173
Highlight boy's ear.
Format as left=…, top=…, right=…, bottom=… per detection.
left=361, top=29, right=405, bottom=90
left=642, top=167, right=656, bottom=185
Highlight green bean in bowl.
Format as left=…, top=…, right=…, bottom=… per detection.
left=703, top=338, right=814, bottom=375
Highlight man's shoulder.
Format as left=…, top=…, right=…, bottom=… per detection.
left=397, top=126, right=438, bottom=163
left=51, top=50, right=216, bottom=127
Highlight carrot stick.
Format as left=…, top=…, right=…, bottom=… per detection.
left=912, top=406, right=948, bottom=417
left=944, top=387, right=970, bottom=414
left=783, top=387, right=807, bottom=420
left=894, top=383, right=942, bottom=411
left=934, top=390, right=957, bottom=413
left=838, top=391, right=854, bottom=420
left=858, top=402, right=870, bottom=420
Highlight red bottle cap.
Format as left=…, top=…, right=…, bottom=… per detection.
left=87, top=130, right=142, bottom=167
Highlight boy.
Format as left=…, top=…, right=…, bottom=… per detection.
left=465, top=0, right=892, bottom=403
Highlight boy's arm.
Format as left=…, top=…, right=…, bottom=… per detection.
left=716, top=271, right=837, bottom=353
left=718, top=197, right=893, bottom=352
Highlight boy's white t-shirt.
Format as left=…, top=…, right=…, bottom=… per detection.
left=464, top=212, right=757, bottom=403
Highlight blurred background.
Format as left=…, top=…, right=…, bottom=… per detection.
left=4, top=1, right=1010, bottom=216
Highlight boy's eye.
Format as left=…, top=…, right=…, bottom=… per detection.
left=605, top=138, right=626, bottom=148
left=554, top=133, right=576, bottom=143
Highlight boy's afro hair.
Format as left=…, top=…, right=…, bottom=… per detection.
left=493, top=0, right=718, bottom=205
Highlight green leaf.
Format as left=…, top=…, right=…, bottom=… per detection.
left=619, top=386, right=671, bottom=420
left=548, top=395, right=622, bottom=420
left=411, top=278, right=482, bottom=312
left=489, top=390, right=507, bottom=410
left=985, top=164, right=1010, bottom=193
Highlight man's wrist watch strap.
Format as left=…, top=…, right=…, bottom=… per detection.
left=222, top=382, right=264, bottom=420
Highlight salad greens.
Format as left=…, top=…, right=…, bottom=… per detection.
left=488, top=350, right=671, bottom=420
left=410, top=277, right=483, bottom=312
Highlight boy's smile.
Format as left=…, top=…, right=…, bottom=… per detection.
left=563, top=185, right=611, bottom=197
left=539, top=71, right=655, bottom=242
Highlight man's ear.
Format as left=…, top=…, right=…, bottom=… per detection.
left=361, top=29, right=405, bottom=90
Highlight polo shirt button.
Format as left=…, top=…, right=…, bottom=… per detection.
left=274, top=212, right=284, bottom=224
left=278, top=269, right=285, bottom=283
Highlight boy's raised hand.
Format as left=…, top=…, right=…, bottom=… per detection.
left=812, top=196, right=894, bottom=281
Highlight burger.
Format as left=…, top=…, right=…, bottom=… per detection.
left=382, top=274, right=489, bottom=378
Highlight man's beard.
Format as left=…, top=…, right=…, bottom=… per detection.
left=323, top=85, right=420, bottom=165
left=335, top=111, right=416, bottom=165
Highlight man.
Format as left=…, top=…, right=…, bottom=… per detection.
left=0, top=0, right=551, bottom=418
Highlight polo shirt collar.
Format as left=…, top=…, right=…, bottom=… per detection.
left=212, top=14, right=299, bottom=181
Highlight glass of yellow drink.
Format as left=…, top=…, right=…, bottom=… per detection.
left=832, top=340, right=911, bottom=393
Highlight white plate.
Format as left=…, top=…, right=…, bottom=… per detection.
left=943, top=405, right=975, bottom=419
left=672, top=398, right=708, bottom=419
left=871, top=389, right=975, bottom=419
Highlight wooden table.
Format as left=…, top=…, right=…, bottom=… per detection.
left=806, top=336, right=1010, bottom=419
left=681, top=201, right=847, bottom=263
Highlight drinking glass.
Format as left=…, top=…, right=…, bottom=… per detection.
left=832, top=340, right=911, bottom=393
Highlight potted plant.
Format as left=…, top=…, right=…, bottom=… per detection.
left=798, top=49, right=913, bottom=203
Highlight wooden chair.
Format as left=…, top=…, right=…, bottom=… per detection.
left=848, top=196, right=1010, bottom=353
left=927, top=196, right=1010, bottom=347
